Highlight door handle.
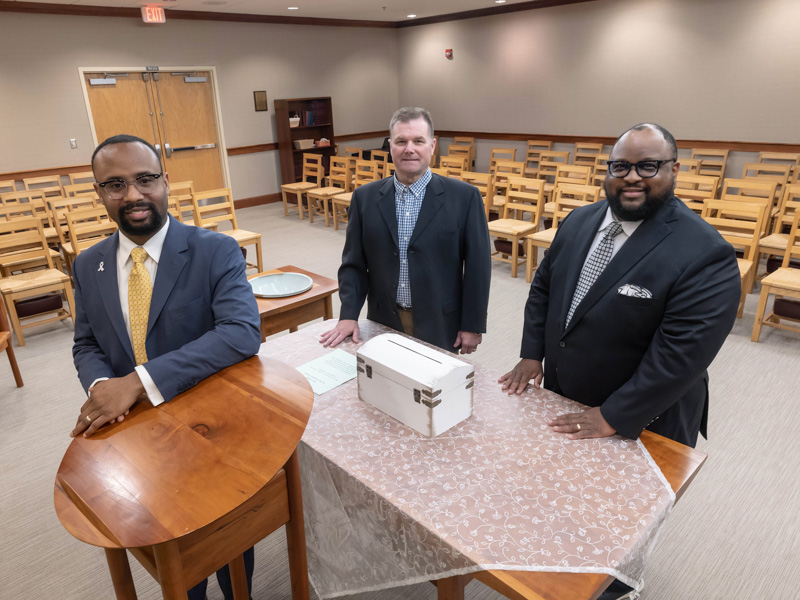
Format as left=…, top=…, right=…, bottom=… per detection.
left=164, top=142, right=172, bottom=158
left=154, top=144, right=161, bottom=156
left=170, top=143, right=217, bottom=152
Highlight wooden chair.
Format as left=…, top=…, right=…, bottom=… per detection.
left=430, top=167, right=448, bottom=177
left=280, top=154, right=324, bottom=219
left=447, top=145, right=473, bottom=171
left=48, top=195, right=98, bottom=272
left=385, top=162, right=396, bottom=178
left=63, top=182, right=97, bottom=198
left=488, top=177, right=545, bottom=278
left=0, top=205, right=63, bottom=274
left=326, top=157, right=352, bottom=192
left=758, top=151, right=800, bottom=180
left=0, top=297, right=23, bottom=387
left=593, top=154, right=610, bottom=188
left=542, top=163, right=593, bottom=205
left=1, top=189, right=46, bottom=207
left=192, top=188, right=263, bottom=272
left=461, top=171, right=493, bottom=221
left=307, top=184, right=349, bottom=227
left=536, top=150, right=571, bottom=186
left=489, top=148, right=517, bottom=174
left=489, top=160, right=525, bottom=214
left=573, top=142, right=604, bottom=167
left=0, top=180, right=16, bottom=194
left=675, top=172, right=720, bottom=213
left=678, top=158, right=702, bottom=174
left=757, top=184, right=800, bottom=273
left=23, top=175, right=64, bottom=198
left=451, top=137, right=475, bottom=169
left=331, top=160, right=381, bottom=231
left=342, top=147, right=363, bottom=159
left=741, top=162, right=791, bottom=204
left=439, top=155, right=468, bottom=178
left=523, top=140, right=553, bottom=178
left=68, top=171, right=95, bottom=185
left=525, top=186, right=594, bottom=282
left=720, top=178, right=778, bottom=235
left=65, top=206, right=118, bottom=270
left=691, top=148, right=729, bottom=180
left=370, top=150, right=390, bottom=177
left=751, top=209, right=800, bottom=341
left=701, top=199, right=764, bottom=318
left=167, top=181, right=203, bottom=226
left=0, top=217, right=76, bottom=346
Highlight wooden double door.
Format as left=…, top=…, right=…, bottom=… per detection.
left=83, top=69, right=226, bottom=192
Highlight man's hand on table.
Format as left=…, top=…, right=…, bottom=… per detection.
left=498, top=358, right=543, bottom=394
left=548, top=407, right=617, bottom=440
left=455, top=331, right=481, bottom=354
left=71, top=372, right=146, bottom=438
left=319, top=319, right=359, bottom=347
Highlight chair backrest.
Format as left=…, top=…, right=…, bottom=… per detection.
left=772, top=183, right=800, bottom=234
left=701, top=199, right=764, bottom=262
left=675, top=172, right=720, bottom=210
left=780, top=209, right=800, bottom=268
left=552, top=186, right=593, bottom=227
left=342, top=147, right=363, bottom=159
left=48, top=195, right=98, bottom=245
left=678, top=158, right=702, bottom=174
left=741, top=162, right=791, bottom=201
left=554, top=182, right=602, bottom=204
left=430, top=167, right=448, bottom=177
left=447, top=145, right=472, bottom=166
left=1, top=189, right=45, bottom=206
left=554, top=164, right=593, bottom=187
left=0, top=195, right=50, bottom=227
left=720, top=178, right=778, bottom=233
left=758, top=151, right=800, bottom=170
left=503, top=177, right=545, bottom=226
left=65, top=206, right=118, bottom=255
left=451, top=137, right=475, bottom=167
left=191, top=188, right=238, bottom=230
left=439, top=155, right=468, bottom=177
left=23, top=175, right=63, bottom=198
left=573, top=142, right=604, bottom=167
left=0, top=217, right=54, bottom=272
left=168, top=180, right=196, bottom=224
left=68, top=171, right=95, bottom=185
left=524, top=140, right=553, bottom=177
left=167, top=197, right=183, bottom=221
left=370, top=150, right=389, bottom=177
left=461, top=171, right=493, bottom=221
left=386, top=162, right=396, bottom=178
left=354, top=160, right=381, bottom=188
left=492, top=160, right=525, bottom=182
left=0, top=180, right=16, bottom=194
left=301, top=153, right=325, bottom=184
left=593, top=154, right=610, bottom=186
left=489, top=148, right=517, bottom=174
left=63, top=182, right=97, bottom=198
left=327, top=156, right=352, bottom=191
left=690, top=148, right=729, bottom=179
left=537, top=150, right=571, bottom=182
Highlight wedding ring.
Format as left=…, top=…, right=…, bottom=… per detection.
left=576, top=423, right=581, bottom=431
left=85, top=415, right=92, bottom=423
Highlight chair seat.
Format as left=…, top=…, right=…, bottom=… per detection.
left=333, top=192, right=352, bottom=203
left=526, top=228, right=558, bottom=244
left=224, top=229, right=260, bottom=244
left=737, top=258, right=754, bottom=278
left=759, top=233, right=788, bottom=251
left=281, top=181, right=318, bottom=192
left=488, top=219, right=538, bottom=236
left=543, top=201, right=555, bottom=214
left=308, top=187, right=345, bottom=198
left=0, top=268, right=70, bottom=294
left=762, top=267, right=800, bottom=289
left=0, top=248, right=61, bottom=271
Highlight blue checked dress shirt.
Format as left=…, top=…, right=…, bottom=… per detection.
left=394, top=168, right=432, bottom=308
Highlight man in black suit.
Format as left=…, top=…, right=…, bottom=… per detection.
left=321, top=107, right=491, bottom=353
left=500, top=123, right=740, bottom=449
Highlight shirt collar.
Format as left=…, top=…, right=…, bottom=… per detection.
left=393, top=168, right=432, bottom=199
left=600, top=206, right=641, bottom=238
left=118, top=216, right=170, bottom=264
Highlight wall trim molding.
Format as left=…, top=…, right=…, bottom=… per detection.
left=234, top=193, right=280, bottom=209
left=226, top=130, right=387, bottom=156
left=1, top=164, right=92, bottom=181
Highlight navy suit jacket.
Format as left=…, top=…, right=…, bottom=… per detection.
left=521, top=197, right=741, bottom=446
left=72, top=216, right=261, bottom=401
left=339, top=174, right=491, bottom=351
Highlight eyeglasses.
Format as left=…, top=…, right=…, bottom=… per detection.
left=97, top=173, right=164, bottom=200
left=607, top=160, right=675, bottom=178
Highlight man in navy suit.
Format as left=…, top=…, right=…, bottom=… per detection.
left=320, top=107, right=491, bottom=353
left=70, top=134, right=261, bottom=600
left=500, top=123, right=740, bottom=449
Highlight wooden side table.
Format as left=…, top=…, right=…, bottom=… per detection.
left=55, top=356, right=314, bottom=600
left=249, top=265, right=338, bottom=342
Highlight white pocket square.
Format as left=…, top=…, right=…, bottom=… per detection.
left=618, top=284, right=652, bottom=298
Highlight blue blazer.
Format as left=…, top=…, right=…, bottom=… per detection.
left=521, top=197, right=741, bottom=446
left=72, top=216, right=261, bottom=401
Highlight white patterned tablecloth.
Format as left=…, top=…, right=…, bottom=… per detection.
left=259, top=320, right=674, bottom=598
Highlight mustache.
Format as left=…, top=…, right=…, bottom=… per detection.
left=123, top=202, right=155, bottom=213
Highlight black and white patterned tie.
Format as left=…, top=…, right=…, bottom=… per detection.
left=566, top=221, right=623, bottom=327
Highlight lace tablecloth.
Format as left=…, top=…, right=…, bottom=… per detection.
left=259, top=321, right=674, bottom=598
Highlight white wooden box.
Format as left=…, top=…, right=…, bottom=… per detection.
left=357, top=333, right=474, bottom=437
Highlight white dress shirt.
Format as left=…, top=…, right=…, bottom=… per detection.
left=90, top=219, right=170, bottom=406
left=581, top=207, right=643, bottom=270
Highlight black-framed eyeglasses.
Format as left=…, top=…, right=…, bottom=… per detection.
left=607, top=160, right=675, bottom=179
left=97, top=173, right=164, bottom=200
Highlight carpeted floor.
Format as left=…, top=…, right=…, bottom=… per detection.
left=1, top=202, right=798, bottom=600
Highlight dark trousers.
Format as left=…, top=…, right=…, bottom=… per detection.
left=186, top=546, right=255, bottom=600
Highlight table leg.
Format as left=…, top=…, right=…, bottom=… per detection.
left=153, top=540, right=188, bottom=600
left=437, top=574, right=467, bottom=600
left=284, top=449, right=310, bottom=600
left=323, top=296, right=333, bottom=320
left=104, top=548, right=138, bottom=600
left=228, top=553, right=249, bottom=600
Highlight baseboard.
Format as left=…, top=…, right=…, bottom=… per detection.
left=234, top=193, right=280, bottom=208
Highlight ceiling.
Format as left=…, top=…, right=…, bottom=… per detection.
left=5, top=0, right=546, bottom=22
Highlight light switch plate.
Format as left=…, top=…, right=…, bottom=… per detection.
left=69, top=139, right=77, bottom=149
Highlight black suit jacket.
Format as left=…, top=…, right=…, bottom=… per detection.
left=339, top=173, right=491, bottom=351
left=521, top=197, right=741, bottom=446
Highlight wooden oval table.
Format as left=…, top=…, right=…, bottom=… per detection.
left=54, top=356, right=314, bottom=600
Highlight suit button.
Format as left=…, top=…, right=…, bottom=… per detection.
left=559, top=341, right=566, bottom=348
left=409, top=250, right=415, bottom=254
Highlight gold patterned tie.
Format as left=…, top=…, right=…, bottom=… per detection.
left=129, top=247, right=152, bottom=365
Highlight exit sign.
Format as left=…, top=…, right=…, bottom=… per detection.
left=141, top=6, right=166, bottom=23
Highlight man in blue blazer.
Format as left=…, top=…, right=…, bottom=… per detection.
left=500, top=124, right=741, bottom=450
left=320, top=107, right=491, bottom=353
left=70, top=134, right=261, bottom=600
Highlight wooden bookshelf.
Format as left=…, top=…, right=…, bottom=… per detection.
left=274, top=97, right=336, bottom=184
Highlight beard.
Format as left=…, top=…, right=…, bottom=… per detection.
left=604, top=181, right=672, bottom=221
left=117, top=201, right=166, bottom=238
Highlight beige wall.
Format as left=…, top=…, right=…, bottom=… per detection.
left=0, top=13, right=399, bottom=198
left=398, top=0, right=800, bottom=143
